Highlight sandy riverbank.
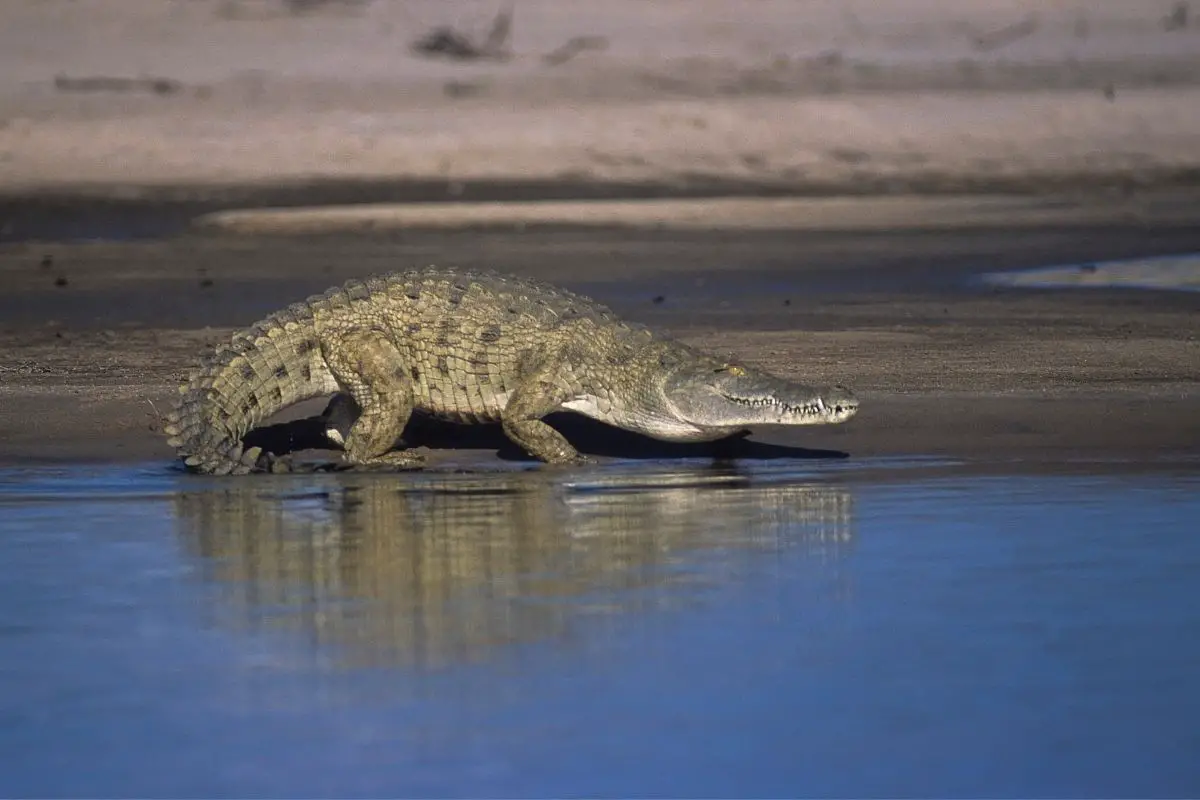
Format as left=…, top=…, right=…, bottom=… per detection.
left=2, top=200, right=1198, bottom=469
left=0, top=2, right=1198, bottom=469
left=2, top=0, right=1199, bottom=196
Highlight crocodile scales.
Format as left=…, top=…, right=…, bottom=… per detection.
left=164, top=267, right=859, bottom=474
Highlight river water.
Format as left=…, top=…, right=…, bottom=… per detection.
left=1, top=459, right=1198, bottom=797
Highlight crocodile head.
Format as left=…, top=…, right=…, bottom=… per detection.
left=659, top=358, right=859, bottom=439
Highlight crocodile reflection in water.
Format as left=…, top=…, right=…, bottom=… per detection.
left=174, top=466, right=854, bottom=668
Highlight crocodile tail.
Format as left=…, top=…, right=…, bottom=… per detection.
left=162, top=302, right=338, bottom=475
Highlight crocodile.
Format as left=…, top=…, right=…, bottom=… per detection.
left=164, top=267, right=859, bottom=474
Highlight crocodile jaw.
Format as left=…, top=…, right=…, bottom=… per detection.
left=663, top=364, right=859, bottom=436
left=710, top=388, right=859, bottom=426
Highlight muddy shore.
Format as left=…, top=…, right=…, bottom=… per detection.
left=1, top=192, right=1197, bottom=470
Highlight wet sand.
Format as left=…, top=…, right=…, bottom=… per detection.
left=1, top=192, right=1197, bottom=469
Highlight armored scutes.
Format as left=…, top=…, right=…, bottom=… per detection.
left=164, top=268, right=858, bottom=474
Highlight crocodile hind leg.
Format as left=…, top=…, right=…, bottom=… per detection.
left=321, top=329, right=424, bottom=469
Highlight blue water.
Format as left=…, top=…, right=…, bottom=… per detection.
left=982, top=252, right=1200, bottom=292
left=1, top=461, right=1198, bottom=797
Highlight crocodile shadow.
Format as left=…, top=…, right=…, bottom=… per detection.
left=243, top=411, right=848, bottom=465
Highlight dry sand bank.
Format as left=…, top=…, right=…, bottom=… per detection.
left=191, top=193, right=1200, bottom=235
left=1, top=0, right=1199, bottom=195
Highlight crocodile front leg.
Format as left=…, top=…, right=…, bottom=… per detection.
left=319, top=392, right=360, bottom=448
left=501, top=369, right=590, bottom=464
left=321, top=328, right=424, bottom=469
